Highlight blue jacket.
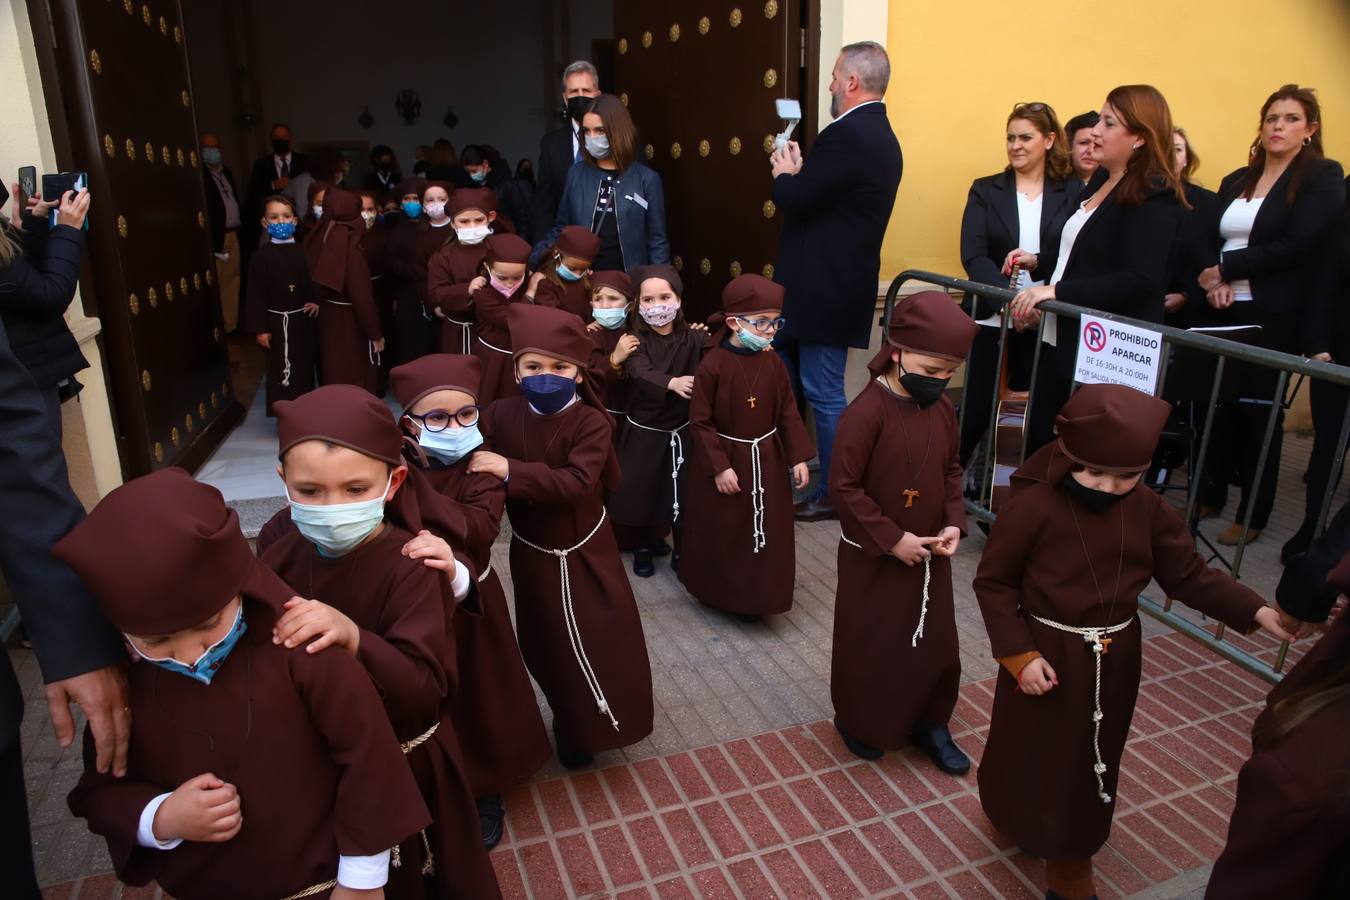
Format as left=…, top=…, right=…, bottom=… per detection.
left=531, top=160, right=670, bottom=268
left=773, top=102, right=903, bottom=349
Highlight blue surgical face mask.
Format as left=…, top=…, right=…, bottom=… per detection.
left=734, top=321, right=774, bottom=351
left=592, top=307, right=628, bottom=329
left=557, top=260, right=584, bottom=282
left=402, top=200, right=423, bottom=219
left=289, top=475, right=391, bottom=557
left=267, top=221, right=297, bottom=241
left=128, top=606, right=247, bottom=686
left=520, top=373, right=577, bottom=415
left=469, top=169, right=488, bottom=184
left=417, top=423, right=484, bottom=465
left=201, top=147, right=223, bottom=167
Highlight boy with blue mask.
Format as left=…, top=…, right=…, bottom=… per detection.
left=389, top=354, right=550, bottom=850
left=467, top=304, right=654, bottom=769
left=385, top=178, right=432, bottom=365
left=55, top=468, right=430, bottom=900
left=257, top=385, right=504, bottom=899
left=242, top=195, right=318, bottom=415
left=528, top=224, right=601, bottom=320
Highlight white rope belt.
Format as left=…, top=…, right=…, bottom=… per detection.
left=326, top=299, right=353, bottom=306
left=399, top=721, right=438, bottom=754
left=1029, top=613, right=1136, bottom=805
left=840, top=533, right=931, bottom=646
left=626, top=417, right=688, bottom=522
left=715, top=428, right=778, bottom=553
left=476, top=562, right=492, bottom=583
left=477, top=335, right=511, bottom=355
left=265, top=308, right=298, bottom=387
left=279, top=879, right=337, bottom=900
left=389, top=721, right=440, bottom=875
left=605, top=408, right=626, bottom=418
left=513, top=508, right=619, bottom=730
left=368, top=340, right=381, bottom=367
left=447, top=317, right=472, bottom=355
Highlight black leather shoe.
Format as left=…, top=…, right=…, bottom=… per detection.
left=834, top=717, right=883, bottom=761
left=477, top=793, right=505, bottom=849
left=910, top=723, right=971, bottom=775
left=633, top=548, right=655, bottom=578
left=735, top=613, right=761, bottom=624
left=794, top=496, right=838, bottom=522
left=556, top=736, right=594, bottom=770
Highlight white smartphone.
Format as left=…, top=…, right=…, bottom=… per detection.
left=774, top=99, right=803, bottom=152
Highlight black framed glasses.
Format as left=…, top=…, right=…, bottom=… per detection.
left=737, top=316, right=786, bottom=333
left=405, top=406, right=480, bottom=432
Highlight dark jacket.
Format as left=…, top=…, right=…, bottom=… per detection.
left=532, top=160, right=669, bottom=269
left=773, top=102, right=903, bottom=349
left=1203, top=157, right=1345, bottom=317
left=203, top=165, right=239, bottom=254
left=1165, top=180, right=1219, bottom=327
left=959, top=170, right=1075, bottom=318
left=1305, top=209, right=1350, bottom=359
left=0, top=317, right=123, bottom=746
left=487, top=167, right=535, bottom=244
left=0, top=217, right=89, bottom=389
left=246, top=152, right=308, bottom=211
left=532, top=124, right=579, bottom=249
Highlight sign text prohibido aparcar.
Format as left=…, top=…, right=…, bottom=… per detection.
left=1073, top=314, right=1163, bottom=396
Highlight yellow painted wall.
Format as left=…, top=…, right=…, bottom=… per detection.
left=880, top=0, right=1350, bottom=277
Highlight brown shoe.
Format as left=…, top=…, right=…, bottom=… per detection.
left=1217, top=523, right=1261, bottom=546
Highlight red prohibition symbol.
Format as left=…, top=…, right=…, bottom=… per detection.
left=1083, top=321, right=1108, bottom=353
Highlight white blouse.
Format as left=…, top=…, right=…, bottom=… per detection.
left=1219, top=197, right=1264, bottom=303
left=1042, top=202, right=1095, bottom=345
left=976, top=191, right=1044, bottom=327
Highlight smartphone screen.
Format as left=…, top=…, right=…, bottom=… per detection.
left=18, top=166, right=36, bottom=202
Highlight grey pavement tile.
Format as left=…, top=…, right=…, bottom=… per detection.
left=693, top=698, right=742, bottom=743
left=666, top=702, right=717, bottom=750
left=746, top=687, right=800, bottom=730
left=720, top=692, right=773, bottom=737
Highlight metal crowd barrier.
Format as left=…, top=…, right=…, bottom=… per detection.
left=883, top=269, right=1350, bottom=683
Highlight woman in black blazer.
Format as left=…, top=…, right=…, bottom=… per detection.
left=1163, top=128, right=1219, bottom=328
left=1194, top=85, right=1346, bottom=546
left=958, top=102, right=1076, bottom=466
left=1010, top=85, right=1189, bottom=452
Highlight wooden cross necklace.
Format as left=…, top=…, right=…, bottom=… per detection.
left=729, top=348, right=767, bottom=410
left=881, top=372, right=934, bottom=508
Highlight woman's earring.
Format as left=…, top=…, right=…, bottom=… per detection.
left=1303, top=136, right=1313, bottom=147
left=1132, top=143, right=1143, bottom=150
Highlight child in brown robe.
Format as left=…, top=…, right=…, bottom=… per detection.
left=388, top=354, right=551, bottom=849
left=386, top=179, right=434, bottom=365
left=586, top=270, right=639, bottom=427
left=304, top=186, right=384, bottom=394
left=470, top=233, right=534, bottom=407
left=679, top=275, right=814, bottom=620
left=56, top=469, right=429, bottom=900
left=259, top=386, right=502, bottom=900
left=425, top=187, right=500, bottom=354
left=243, top=194, right=317, bottom=415
left=468, top=303, right=654, bottom=767
left=608, top=265, right=708, bottom=575
left=411, top=181, right=456, bottom=341
left=829, top=291, right=979, bottom=773
left=974, top=383, right=1293, bottom=900
left=528, top=224, right=601, bottom=320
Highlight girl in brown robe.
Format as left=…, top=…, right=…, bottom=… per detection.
left=469, top=303, right=654, bottom=767
left=529, top=224, right=601, bottom=320
left=425, top=187, right=501, bottom=355
left=412, top=181, right=456, bottom=344
left=56, top=469, right=429, bottom=900
left=304, top=186, right=383, bottom=394
left=829, top=292, right=980, bottom=774
left=388, top=354, right=551, bottom=849
left=974, top=383, right=1292, bottom=900
left=260, top=386, right=502, bottom=900
left=470, top=233, right=533, bottom=407
left=386, top=179, right=434, bottom=364
left=586, top=269, right=638, bottom=427
left=679, top=275, right=814, bottom=620
left=243, top=194, right=317, bottom=415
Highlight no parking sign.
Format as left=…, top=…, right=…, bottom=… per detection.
left=1073, top=314, right=1163, bottom=395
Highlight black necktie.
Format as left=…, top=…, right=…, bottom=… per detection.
left=280, top=158, right=290, bottom=179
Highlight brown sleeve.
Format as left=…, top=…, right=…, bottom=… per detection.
left=973, top=490, right=1043, bottom=658
left=425, top=248, right=472, bottom=316
left=1149, top=496, right=1264, bottom=632
left=242, top=252, right=269, bottom=335
left=505, top=408, right=610, bottom=503
left=345, top=249, right=383, bottom=341
left=66, top=729, right=168, bottom=884
left=941, top=401, right=967, bottom=535
left=830, top=396, right=905, bottom=558
left=533, top=278, right=563, bottom=308
left=471, top=283, right=510, bottom=330
left=997, top=650, right=1042, bottom=681
left=624, top=334, right=676, bottom=398
left=455, top=472, right=506, bottom=561
left=688, top=359, right=731, bottom=474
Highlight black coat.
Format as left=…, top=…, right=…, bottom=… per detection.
left=0, top=317, right=123, bottom=746
left=203, top=165, right=239, bottom=254
left=1305, top=209, right=1350, bottom=359
left=532, top=124, right=578, bottom=248
left=1203, top=157, right=1345, bottom=316
left=246, top=152, right=308, bottom=211
left=959, top=170, right=1075, bottom=317
left=773, top=103, right=903, bottom=349
left=0, top=217, right=89, bottom=389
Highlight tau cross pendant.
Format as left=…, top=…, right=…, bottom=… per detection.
left=1098, top=637, right=1113, bottom=655
left=287, top=283, right=296, bottom=293
left=902, top=488, right=920, bottom=508
left=747, top=395, right=757, bottom=409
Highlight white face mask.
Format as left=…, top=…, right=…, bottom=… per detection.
left=425, top=200, right=447, bottom=220
left=312, top=204, right=324, bottom=219
left=288, top=475, right=391, bottom=557
left=456, top=224, right=491, bottom=245
left=361, top=210, right=377, bottom=229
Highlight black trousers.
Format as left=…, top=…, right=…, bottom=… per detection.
left=958, top=325, right=1037, bottom=466
left=1, top=734, right=41, bottom=899
left=1304, top=377, right=1350, bottom=525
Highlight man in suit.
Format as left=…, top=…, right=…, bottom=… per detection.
left=531, top=60, right=601, bottom=239
left=201, top=132, right=243, bottom=333
left=243, top=123, right=308, bottom=278
left=769, top=41, right=904, bottom=521
left=0, top=318, right=129, bottom=899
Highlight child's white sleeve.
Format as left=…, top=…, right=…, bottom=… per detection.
left=337, top=849, right=391, bottom=888
left=136, top=793, right=183, bottom=849
left=449, top=559, right=472, bottom=602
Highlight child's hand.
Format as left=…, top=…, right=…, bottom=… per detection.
left=467, top=450, right=509, bottom=481
left=255, top=333, right=272, bottom=350
left=469, top=275, right=488, bottom=293
left=332, top=886, right=384, bottom=900
left=929, top=526, right=961, bottom=557
left=527, top=271, right=547, bottom=294
left=402, top=529, right=457, bottom=579
left=791, top=462, right=810, bottom=490
left=1254, top=606, right=1297, bottom=643
left=371, top=338, right=386, bottom=354
left=611, top=335, right=640, bottom=366
left=689, top=321, right=709, bottom=332
left=303, top=302, right=320, bottom=317
left=1018, top=658, right=1058, bottom=695
left=890, top=532, right=936, bottom=566
left=273, top=597, right=360, bottom=655
left=155, top=773, right=243, bottom=843
left=432, top=306, right=447, bottom=319
left=714, top=468, right=741, bottom=495
left=668, top=375, right=695, bottom=398
left=586, top=320, right=602, bottom=333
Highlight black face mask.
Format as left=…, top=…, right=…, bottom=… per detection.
left=1061, top=474, right=1129, bottom=513
left=897, top=361, right=950, bottom=409
left=272, top=138, right=291, bottom=155
left=566, top=95, right=593, bottom=124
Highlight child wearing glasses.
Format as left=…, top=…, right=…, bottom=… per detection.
left=679, top=275, right=813, bottom=621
